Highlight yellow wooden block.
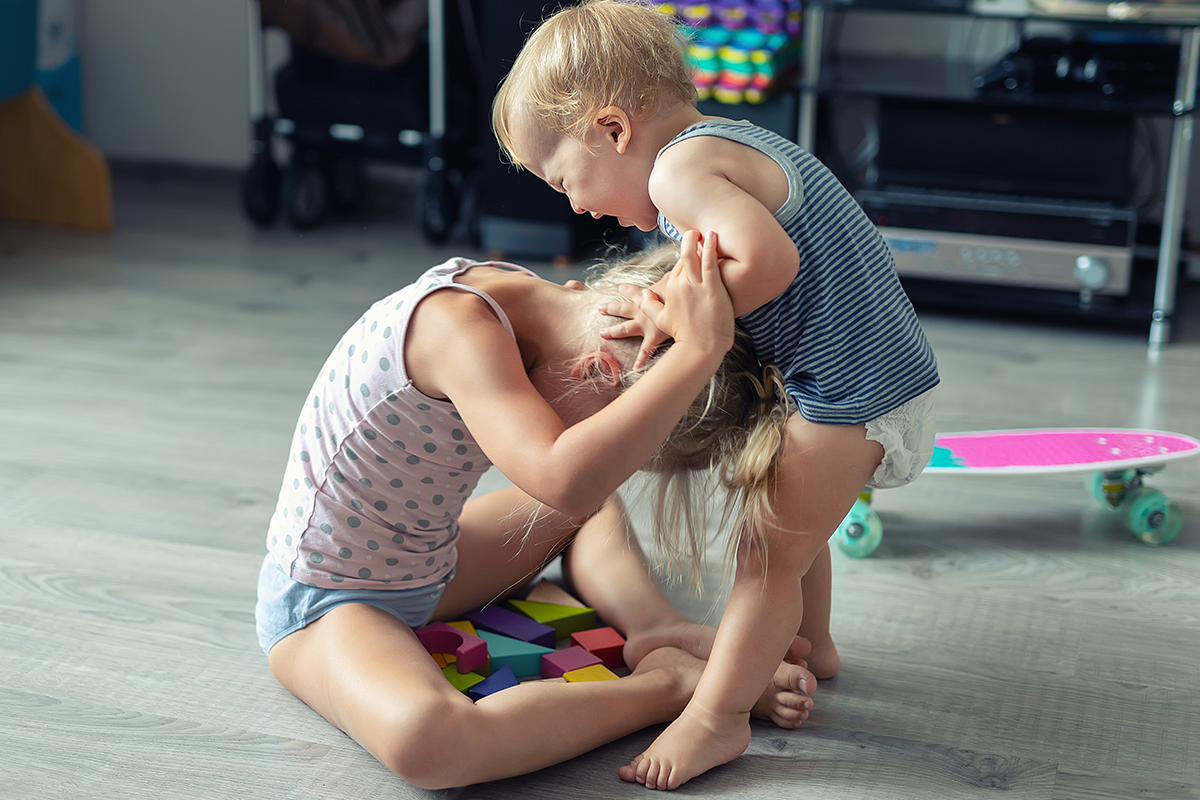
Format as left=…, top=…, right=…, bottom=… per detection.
left=506, top=598, right=597, bottom=638
left=431, top=653, right=448, bottom=668
left=448, top=620, right=478, bottom=636
left=563, top=664, right=619, bottom=682
left=526, top=579, right=586, bottom=608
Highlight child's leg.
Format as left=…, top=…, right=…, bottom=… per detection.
left=797, top=540, right=840, bottom=679
left=267, top=487, right=809, bottom=789
left=269, top=602, right=704, bottom=789
left=619, top=417, right=882, bottom=790
left=558, top=494, right=815, bottom=727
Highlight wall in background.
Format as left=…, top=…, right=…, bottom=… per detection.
left=78, top=0, right=285, bottom=167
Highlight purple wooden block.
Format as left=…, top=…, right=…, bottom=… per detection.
left=541, top=645, right=603, bottom=679
left=465, top=605, right=557, bottom=648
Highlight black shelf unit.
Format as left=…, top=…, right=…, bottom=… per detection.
left=797, top=0, right=1200, bottom=354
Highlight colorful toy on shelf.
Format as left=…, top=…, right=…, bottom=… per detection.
left=660, top=1, right=803, bottom=104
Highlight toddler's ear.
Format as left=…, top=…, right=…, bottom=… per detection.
left=593, top=106, right=632, bottom=153
left=570, top=351, right=623, bottom=388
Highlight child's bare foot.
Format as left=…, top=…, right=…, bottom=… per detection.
left=752, top=659, right=814, bottom=729
left=803, top=633, right=841, bottom=680
left=618, top=702, right=751, bottom=790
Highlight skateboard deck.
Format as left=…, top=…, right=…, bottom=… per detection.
left=835, top=427, right=1200, bottom=557
left=927, top=428, right=1200, bottom=475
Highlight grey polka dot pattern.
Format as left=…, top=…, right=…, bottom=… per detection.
left=265, top=258, right=531, bottom=590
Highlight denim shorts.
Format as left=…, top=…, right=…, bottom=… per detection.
left=255, top=555, right=452, bottom=654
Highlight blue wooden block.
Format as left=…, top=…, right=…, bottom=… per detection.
left=468, top=665, right=518, bottom=702
left=465, top=605, right=557, bottom=648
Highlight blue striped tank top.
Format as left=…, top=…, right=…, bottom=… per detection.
left=657, top=119, right=939, bottom=425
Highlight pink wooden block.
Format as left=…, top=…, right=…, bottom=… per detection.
left=570, top=626, right=626, bottom=670
left=417, top=621, right=488, bottom=674
left=541, top=645, right=602, bottom=679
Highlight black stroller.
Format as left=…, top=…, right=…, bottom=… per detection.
left=240, top=0, right=483, bottom=242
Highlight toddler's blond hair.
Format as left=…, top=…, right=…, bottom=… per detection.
left=492, top=0, right=697, bottom=165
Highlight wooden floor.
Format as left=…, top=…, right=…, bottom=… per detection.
left=2, top=167, right=1199, bottom=800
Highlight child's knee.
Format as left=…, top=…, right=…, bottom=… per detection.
left=375, top=696, right=472, bottom=789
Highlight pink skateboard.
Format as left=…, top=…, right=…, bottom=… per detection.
left=834, top=428, right=1200, bottom=557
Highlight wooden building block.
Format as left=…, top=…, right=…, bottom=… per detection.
left=541, top=645, right=603, bottom=679
left=431, top=652, right=448, bottom=669
left=570, top=626, right=627, bottom=670
left=506, top=599, right=597, bottom=639
left=416, top=621, right=488, bottom=674
left=447, top=620, right=477, bottom=636
left=468, top=665, right=518, bottom=702
left=525, top=579, right=586, bottom=608
left=476, top=630, right=555, bottom=679
left=465, top=605, right=556, bottom=648
left=442, top=664, right=485, bottom=694
left=563, top=664, right=619, bottom=683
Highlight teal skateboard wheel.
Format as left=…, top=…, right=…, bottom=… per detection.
left=834, top=499, right=882, bottom=558
left=1122, top=486, right=1182, bottom=546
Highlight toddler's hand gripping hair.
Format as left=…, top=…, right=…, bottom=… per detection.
left=600, top=231, right=729, bottom=368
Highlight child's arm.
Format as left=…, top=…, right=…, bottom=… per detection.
left=602, top=140, right=799, bottom=366
left=651, top=144, right=800, bottom=316
left=426, top=232, right=732, bottom=518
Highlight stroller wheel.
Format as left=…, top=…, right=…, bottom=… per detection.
left=420, top=170, right=458, bottom=245
left=283, top=159, right=328, bottom=231
left=241, top=156, right=281, bottom=227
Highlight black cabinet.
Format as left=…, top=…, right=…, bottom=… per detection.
left=798, top=0, right=1200, bottom=353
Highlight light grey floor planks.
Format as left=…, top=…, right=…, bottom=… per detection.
left=2, top=166, right=1198, bottom=800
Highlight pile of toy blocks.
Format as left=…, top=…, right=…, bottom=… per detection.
left=657, top=1, right=803, bottom=104
left=418, top=579, right=629, bottom=701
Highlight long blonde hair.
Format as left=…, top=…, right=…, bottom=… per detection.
left=581, top=243, right=792, bottom=588
left=492, top=0, right=697, bottom=164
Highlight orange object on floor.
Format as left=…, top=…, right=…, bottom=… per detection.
left=0, top=87, right=112, bottom=232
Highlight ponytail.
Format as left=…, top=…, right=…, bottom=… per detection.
left=575, top=242, right=794, bottom=591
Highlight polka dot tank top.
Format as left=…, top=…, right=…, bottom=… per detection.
left=266, top=258, right=535, bottom=590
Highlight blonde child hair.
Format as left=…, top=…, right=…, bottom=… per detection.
left=491, top=0, right=696, bottom=160
left=578, top=243, right=792, bottom=587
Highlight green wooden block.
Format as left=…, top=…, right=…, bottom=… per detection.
left=476, top=630, right=554, bottom=679
left=506, top=598, right=597, bottom=639
left=441, top=664, right=485, bottom=694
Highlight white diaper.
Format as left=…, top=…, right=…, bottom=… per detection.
left=863, top=389, right=937, bottom=490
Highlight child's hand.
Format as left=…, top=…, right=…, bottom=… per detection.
left=601, top=231, right=731, bottom=369
left=599, top=286, right=670, bottom=370
left=633, top=230, right=733, bottom=366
